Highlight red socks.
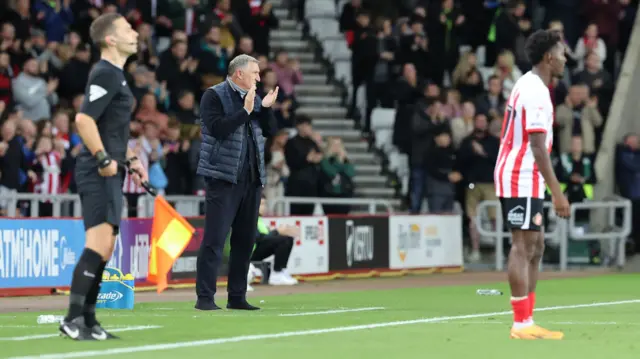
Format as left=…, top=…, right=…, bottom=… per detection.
left=528, top=292, right=536, bottom=320
left=511, top=296, right=529, bottom=325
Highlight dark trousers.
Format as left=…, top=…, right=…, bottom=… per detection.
left=365, top=81, right=394, bottom=132
left=196, top=177, right=262, bottom=300
left=410, top=167, right=429, bottom=214
left=251, top=235, right=294, bottom=271
left=125, top=193, right=141, bottom=218
left=349, top=72, right=368, bottom=119
left=410, top=168, right=454, bottom=214
left=38, top=202, right=53, bottom=217
left=632, top=200, right=640, bottom=252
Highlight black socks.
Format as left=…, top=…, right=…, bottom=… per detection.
left=65, top=248, right=103, bottom=322
left=84, top=260, right=107, bottom=327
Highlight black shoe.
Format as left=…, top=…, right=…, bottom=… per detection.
left=88, top=322, right=120, bottom=340
left=227, top=299, right=260, bottom=311
left=195, top=299, right=221, bottom=311
left=59, top=317, right=94, bottom=341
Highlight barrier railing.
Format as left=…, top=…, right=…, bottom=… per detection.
left=475, top=200, right=567, bottom=271
left=0, top=191, right=82, bottom=217
left=0, top=192, right=394, bottom=218
left=270, top=196, right=394, bottom=215
left=476, top=196, right=633, bottom=271
left=138, top=195, right=204, bottom=218
left=568, top=195, right=632, bottom=268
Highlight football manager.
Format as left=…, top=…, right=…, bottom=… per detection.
left=195, top=54, right=278, bottom=311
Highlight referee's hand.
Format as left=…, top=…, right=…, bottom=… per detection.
left=98, top=161, right=118, bottom=177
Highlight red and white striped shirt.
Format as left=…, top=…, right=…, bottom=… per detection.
left=494, top=71, right=554, bottom=199
left=34, top=152, right=62, bottom=196
left=123, top=138, right=150, bottom=194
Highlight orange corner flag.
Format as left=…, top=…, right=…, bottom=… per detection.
left=147, top=196, right=195, bottom=293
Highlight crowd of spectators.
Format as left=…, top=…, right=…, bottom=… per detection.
left=0, top=0, right=639, bottom=257
left=0, top=0, right=361, bottom=218
left=337, top=0, right=637, bottom=260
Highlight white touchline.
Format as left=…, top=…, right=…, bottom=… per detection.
left=428, top=321, right=625, bottom=325
left=9, top=299, right=640, bottom=359
left=279, top=307, right=385, bottom=317
left=0, top=326, right=41, bottom=329
left=0, top=325, right=162, bottom=341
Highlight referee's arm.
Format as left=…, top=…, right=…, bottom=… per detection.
left=200, top=88, right=250, bottom=139
left=75, top=70, right=119, bottom=155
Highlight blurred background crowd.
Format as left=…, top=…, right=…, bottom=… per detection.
left=338, top=0, right=638, bottom=259
left=0, top=0, right=639, bottom=255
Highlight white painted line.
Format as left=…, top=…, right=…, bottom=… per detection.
left=279, top=307, right=385, bottom=317
left=0, top=326, right=41, bottom=329
left=0, top=325, right=162, bottom=341
left=9, top=299, right=640, bottom=359
left=429, top=321, right=625, bottom=326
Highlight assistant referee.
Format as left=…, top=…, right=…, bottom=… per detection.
left=59, top=13, right=148, bottom=341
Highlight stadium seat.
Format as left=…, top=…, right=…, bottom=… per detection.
left=320, top=38, right=351, bottom=63
left=371, top=108, right=396, bottom=153
left=305, top=0, right=337, bottom=18
left=370, top=108, right=396, bottom=131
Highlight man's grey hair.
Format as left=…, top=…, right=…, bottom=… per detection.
left=228, top=54, right=259, bottom=76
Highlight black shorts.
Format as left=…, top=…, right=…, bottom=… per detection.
left=499, top=197, right=544, bottom=232
left=75, top=166, right=124, bottom=235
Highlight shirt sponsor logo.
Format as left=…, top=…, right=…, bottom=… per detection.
left=507, top=205, right=525, bottom=226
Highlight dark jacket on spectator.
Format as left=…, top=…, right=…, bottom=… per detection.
left=1, top=8, right=34, bottom=41
left=583, top=0, right=621, bottom=47
left=493, top=6, right=522, bottom=56
left=284, top=134, right=321, bottom=197
left=156, top=50, right=198, bottom=99
left=57, top=58, right=91, bottom=101
left=424, top=139, right=456, bottom=183
left=351, top=24, right=377, bottom=83
left=398, top=35, right=431, bottom=80
left=556, top=152, right=596, bottom=204
left=410, top=100, right=449, bottom=167
left=236, top=1, right=279, bottom=56
left=616, top=144, right=640, bottom=200
left=173, top=107, right=199, bottom=125
left=165, top=142, right=192, bottom=195
left=392, top=78, right=422, bottom=154
left=339, top=2, right=361, bottom=35
left=619, top=2, right=637, bottom=55
left=34, top=1, right=74, bottom=43
left=0, top=137, right=27, bottom=191
left=457, top=131, right=500, bottom=184
left=196, top=81, right=274, bottom=185
left=474, top=92, right=506, bottom=118
left=0, top=65, right=15, bottom=107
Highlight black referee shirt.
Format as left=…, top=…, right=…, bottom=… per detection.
left=76, top=59, right=134, bottom=168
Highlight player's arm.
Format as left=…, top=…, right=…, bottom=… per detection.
left=530, top=133, right=561, bottom=196
left=526, top=104, right=563, bottom=198
left=75, top=70, right=119, bottom=158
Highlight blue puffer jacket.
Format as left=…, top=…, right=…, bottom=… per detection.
left=196, top=81, right=267, bottom=185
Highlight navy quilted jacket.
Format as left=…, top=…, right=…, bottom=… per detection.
left=196, top=81, right=271, bottom=185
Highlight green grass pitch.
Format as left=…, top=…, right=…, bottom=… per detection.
left=1, top=274, right=639, bottom=359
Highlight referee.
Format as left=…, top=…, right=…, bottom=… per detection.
left=60, top=13, right=148, bottom=341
